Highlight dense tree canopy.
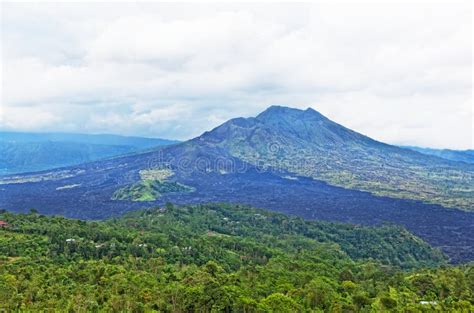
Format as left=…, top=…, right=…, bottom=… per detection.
left=0, top=204, right=472, bottom=311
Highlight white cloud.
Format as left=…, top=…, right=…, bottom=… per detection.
left=1, top=105, right=61, bottom=130
left=0, top=1, right=472, bottom=148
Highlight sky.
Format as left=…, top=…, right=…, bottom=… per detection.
left=1, top=1, right=472, bottom=149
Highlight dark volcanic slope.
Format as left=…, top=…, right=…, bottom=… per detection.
left=1, top=141, right=473, bottom=263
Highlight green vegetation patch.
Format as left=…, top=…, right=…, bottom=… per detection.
left=112, top=180, right=194, bottom=201
left=113, top=167, right=194, bottom=201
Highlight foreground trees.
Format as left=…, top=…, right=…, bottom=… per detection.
left=0, top=204, right=472, bottom=311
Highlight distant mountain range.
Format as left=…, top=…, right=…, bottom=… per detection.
left=0, top=132, right=179, bottom=175
left=1, top=106, right=473, bottom=262
left=401, top=146, right=474, bottom=164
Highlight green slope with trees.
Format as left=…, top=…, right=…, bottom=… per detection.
left=0, top=204, right=472, bottom=311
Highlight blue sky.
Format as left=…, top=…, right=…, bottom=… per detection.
left=0, top=1, right=472, bottom=149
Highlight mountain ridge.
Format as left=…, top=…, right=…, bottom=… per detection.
left=401, top=146, right=474, bottom=164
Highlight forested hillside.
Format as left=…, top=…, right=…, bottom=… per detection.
left=1, top=204, right=472, bottom=311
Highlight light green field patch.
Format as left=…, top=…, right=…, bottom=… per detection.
left=139, top=168, right=174, bottom=181
left=0, top=170, right=84, bottom=185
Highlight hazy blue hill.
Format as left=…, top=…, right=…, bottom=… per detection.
left=401, top=146, right=474, bottom=164
left=0, top=141, right=134, bottom=174
left=0, top=131, right=178, bottom=147
left=0, top=132, right=179, bottom=174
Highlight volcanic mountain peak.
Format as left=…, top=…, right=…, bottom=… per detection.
left=199, top=105, right=374, bottom=148
left=256, top=105, right=328, bottom=122
left=256, top=105, right=363, bottom=144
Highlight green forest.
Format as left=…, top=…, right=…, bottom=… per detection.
left=0, top=203, right=473, bottom=312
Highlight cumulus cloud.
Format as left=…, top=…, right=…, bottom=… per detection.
left=0, top=1, right=472, bottom=148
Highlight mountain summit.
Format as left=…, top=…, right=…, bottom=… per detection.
left=256, top=105, right=328, bottom=122
left=255, top=105, right=373, bottom=145
left=200, top=106, right=372, bottom=148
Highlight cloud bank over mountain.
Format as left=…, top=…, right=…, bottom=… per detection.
left=1, top=2, right=472, bottom=148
